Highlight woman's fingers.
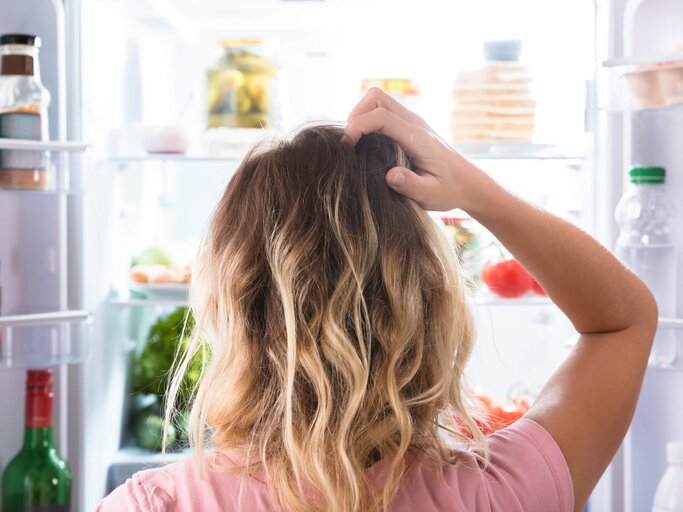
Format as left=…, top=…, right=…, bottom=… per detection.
left=386, top=166, right=440, bottom=210
left=347, top=87, right=429, bottom=129
left=343, top=107, right=434, bottom=160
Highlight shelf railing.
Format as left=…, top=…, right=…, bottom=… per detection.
left=0, top=310, right=92, bottom=328
left=0, top=139, right=89, bottom=152
left=658, top=318, right=683, bottom=329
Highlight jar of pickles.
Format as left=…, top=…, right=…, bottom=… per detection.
left=206, top=40, right=278, bottom=129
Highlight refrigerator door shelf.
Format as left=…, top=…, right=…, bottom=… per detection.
left=658, top=318, right=683, bottom=329
left=603, top=52, right=683, bottom=68
left=0, top=309, right=90, bottom=327
left=0, top=188, right=81, bottom=196
left=598, top=56, right=683, bottom=113
left=0, top=309, right=91, bottom=370
left=0, top=139, right=88, bottom=152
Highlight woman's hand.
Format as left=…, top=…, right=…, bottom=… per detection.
left=343, top=87, right=486, bottom=212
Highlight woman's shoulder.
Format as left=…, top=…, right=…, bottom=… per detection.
left=96, top=452, right=271, bottom=512
left=379, top=418, right=573, bottom=512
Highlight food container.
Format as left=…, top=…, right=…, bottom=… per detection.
left=623, top=60, right=683, bottom=109
left=659, top=64, right=683, bottom=105
left=360, top=78, right=420, bottom=111
left=624, top=68, right=665, bottom=108
left=142, top=126, right=189, bottom=154
left=206, top=39, right=278, bottom=129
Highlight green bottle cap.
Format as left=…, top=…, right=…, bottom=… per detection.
left=629, top=166, right=665, bottom=184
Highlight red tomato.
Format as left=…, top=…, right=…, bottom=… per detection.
left=482, top=258, right=533, bottom=298
left=453, top=391, right=531, bottom=437
left=488, top=400, right=529, bottom=431
left=471, top=387, right=494, bottom=410
left=530, top=278, right=547, bottom=296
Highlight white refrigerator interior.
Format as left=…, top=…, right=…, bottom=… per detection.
left=1, top=0, right=682, bottom=511
left=80, top=1, right=595, bottom=509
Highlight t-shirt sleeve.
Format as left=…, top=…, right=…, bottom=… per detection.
left=483, top=418, right=574, bottom=512
left=96, top=470, right=175, bottom=512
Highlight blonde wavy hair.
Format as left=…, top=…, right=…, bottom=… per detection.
left=166, top=124, right=485, bottom=511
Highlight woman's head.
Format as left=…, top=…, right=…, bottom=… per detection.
left=168, top=124, right=482, bottom=511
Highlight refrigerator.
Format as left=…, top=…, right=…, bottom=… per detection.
left=0, top=0, right=681, bottom=511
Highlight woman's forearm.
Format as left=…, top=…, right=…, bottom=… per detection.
left=461, top=164, right=657, bottom=335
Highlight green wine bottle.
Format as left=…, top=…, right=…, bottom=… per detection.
left=2, top=369, right=72, bottom=511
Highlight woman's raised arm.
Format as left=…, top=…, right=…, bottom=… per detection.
left=344, top=88, right=658, bottom=511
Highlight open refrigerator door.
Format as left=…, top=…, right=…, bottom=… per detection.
left=593, top=0, right=683, bottom=511
left=0, top=0, right=90, bottom=510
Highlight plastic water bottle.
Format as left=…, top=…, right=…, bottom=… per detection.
left=652, top=442, right=683, bottom=511
left=615, top=166, right=676, bottom=367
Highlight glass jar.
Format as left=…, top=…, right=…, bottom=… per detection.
left=206, top=39, right=278, bottom=129
left=0, top=33, right=51, bottom=190
left=360, top=78, right=420, bottom=111
left=440, top=216, right=484, bottom=286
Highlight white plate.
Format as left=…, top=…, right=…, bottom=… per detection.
left=129, top=282, right=190, bottom=299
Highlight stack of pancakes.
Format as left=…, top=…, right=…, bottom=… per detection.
left=451, top=47, right=535, bottom=143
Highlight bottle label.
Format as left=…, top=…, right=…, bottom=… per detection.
left=25, top=385, right=53, bottom=428
left=1, top=55, right=34, bottom=76
left=0, top=111, right=45, bottom=171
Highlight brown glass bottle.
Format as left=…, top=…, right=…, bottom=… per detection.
left=0, top=33, right=51, bottom=190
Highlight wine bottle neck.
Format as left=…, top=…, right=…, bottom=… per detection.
left=25, top=377, right=53, bottom=427
left=23, top=427, right=54, bottom=450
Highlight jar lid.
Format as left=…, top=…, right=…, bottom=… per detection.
left=0, top=33, right=41, bottom=47
left=218, top=39, right=263, bottom=48
left=483, top=40, right=521, bottom=62
left=629, top=166, right=665, bottom=184
left=667, top=442, right=683, bottom=464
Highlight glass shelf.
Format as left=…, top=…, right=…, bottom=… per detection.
left=455, top=142, right=583, bottom=162
left=0, top=310, right=92, bottom=370
left=110, top=297, right=189, bottom=308
left=113, top=445, right=190, bottom=464
left=470, top=296, right=554, bottom=307
left=111, top=295, right=559, bottom=309
left=105, top=154, right=241, bottom=165
left=104, top=148, right=583, bottom=165
left=0, top=139, right=89, bottom=152
left=107, top=446, right=190, bottom=493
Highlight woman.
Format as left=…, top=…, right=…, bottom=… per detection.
left=99, top=89, right=657, bottom=511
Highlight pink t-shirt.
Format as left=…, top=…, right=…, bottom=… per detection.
left=97, top=419, right=573, bottom=511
